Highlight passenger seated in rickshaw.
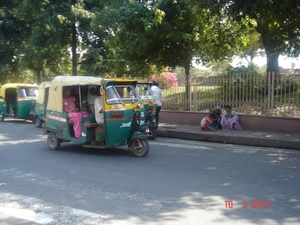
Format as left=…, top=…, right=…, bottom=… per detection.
left=87, top=86, right=99, bottom=113
left=63, top=87, right=82, bottom=138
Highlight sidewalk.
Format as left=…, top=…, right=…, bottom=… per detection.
left=157, top=123, right=300, bottom=150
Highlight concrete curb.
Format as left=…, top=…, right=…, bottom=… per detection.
left=157, top=127, right=300, bottom=150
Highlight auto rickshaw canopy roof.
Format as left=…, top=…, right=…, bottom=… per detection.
left=0, top=83, right=38, bottom=98
left=36, top=81, right=51, bottom=105
left=0, top=83, right=38, bottom=89
left=50, top=76, right=104, bottom=88
left=47, top=76, right=104, bottom=112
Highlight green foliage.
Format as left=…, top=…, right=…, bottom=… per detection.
left=1, top=0, right=299, bottom=86
left=241, top=28, right=264, bottom=62
left=0, top=0, right=106, bottom=82
left=219, top=0, right=300, bottom=72
left=0, top=0, right=27, bottom=83
left=225, top=63, right=265, bottom=76
left=95, top=0, right=251, bottom=77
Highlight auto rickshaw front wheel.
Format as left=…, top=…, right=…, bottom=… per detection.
left=47, top=132, right=61, bottom=150
left=130, top=139, right=149, bottom=157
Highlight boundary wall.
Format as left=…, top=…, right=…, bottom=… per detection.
left=160, top=111, right=300, bottom=133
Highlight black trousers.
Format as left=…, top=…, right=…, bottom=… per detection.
left=156, top=106, right=161, bottom=124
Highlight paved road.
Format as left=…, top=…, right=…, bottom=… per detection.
left=0, top=120, right=299, bottom=225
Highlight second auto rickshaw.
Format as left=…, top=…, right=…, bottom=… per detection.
left=30, top=81, right=51, bottom=127
left=43, top=76, right=150, bottom=157
left=0, top=83, right=38, bottom=121
left=135, top=81, right=158, bottom=140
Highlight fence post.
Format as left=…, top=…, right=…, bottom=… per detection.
left=271, top=72, right=275, bottom=116
left=267, top=72, right=275, bottom=116
left=193, top=76, right=197, bottom=111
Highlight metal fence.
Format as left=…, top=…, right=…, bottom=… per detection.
left=162, top=72, right=300, bottom=117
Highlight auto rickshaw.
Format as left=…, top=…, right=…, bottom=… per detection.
left=135, top=81, right=158, bottom=140
left=0, top=83, right=38, bottom=121
left=30, top=81, right=51, bottom=127
left=43, top=76, right=150, bottom=157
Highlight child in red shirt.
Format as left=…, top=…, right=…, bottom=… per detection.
left=200, top=113, right=217, bottom=131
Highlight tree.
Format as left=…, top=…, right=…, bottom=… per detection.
left=241, top=29, right=264, bottom=63
left=1, top=0, right=105, bottom=83
left=221, top=0, right=300, bottom=74
left=71, top=0, right=105, bottom=76
left=97, top=0, right=249, bottom=110
left=0, top=0, right=28, bottom=83
left=92, top=0, right=164, bottom=77
left=6, top=0, right=74, bottom=83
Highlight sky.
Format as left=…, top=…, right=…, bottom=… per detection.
left=237, top=55, right=300, bottom=69
left=193, top=55, right=300, bottom=70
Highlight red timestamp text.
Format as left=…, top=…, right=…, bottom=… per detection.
left=225, top=200, right=271, bottom=209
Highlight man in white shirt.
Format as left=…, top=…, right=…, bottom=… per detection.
left=94, top=92, right=103, bottom=124
left=94, top=90, right=104, bottom=142
left=150, top=81, right=162, bottom=124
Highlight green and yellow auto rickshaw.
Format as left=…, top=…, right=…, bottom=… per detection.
left=135, top=81, right=158, bottom=140
left=43, top=76, right=150, bottom=157
left=30, top=81, right=51, bottom=127
left=0, top=83, right=38, bottom=121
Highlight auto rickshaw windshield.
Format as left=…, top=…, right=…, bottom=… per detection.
left=18, top=87, right=38, bottom=98
left=106, top=84, right=140, bottom=104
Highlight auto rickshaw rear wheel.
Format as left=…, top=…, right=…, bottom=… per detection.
left=0, top=113, right=4, bottom=122
left=131, top=139, right=149, bottom=157
left=35, top=116, right=42, bottom=128
left=47, top=132, right=61, bottom=150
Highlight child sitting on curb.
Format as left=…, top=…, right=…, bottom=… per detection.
left=220, top=105, right=243, bottom=130
left=211, top=106, right=222, bottom=129
left=200, top=113, right=217, bottom=131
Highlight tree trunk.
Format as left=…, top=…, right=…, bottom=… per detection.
left=71, top=21, right=77, bottom=76
left=184, top=42, right=191, bottom=111
left=266, top=51, right=279, bottom=74
left=261, top=29, right=280, bottom=93
left=265, top=49, right=280, bottom=84
left=256, top=22, right=280, bottom=76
